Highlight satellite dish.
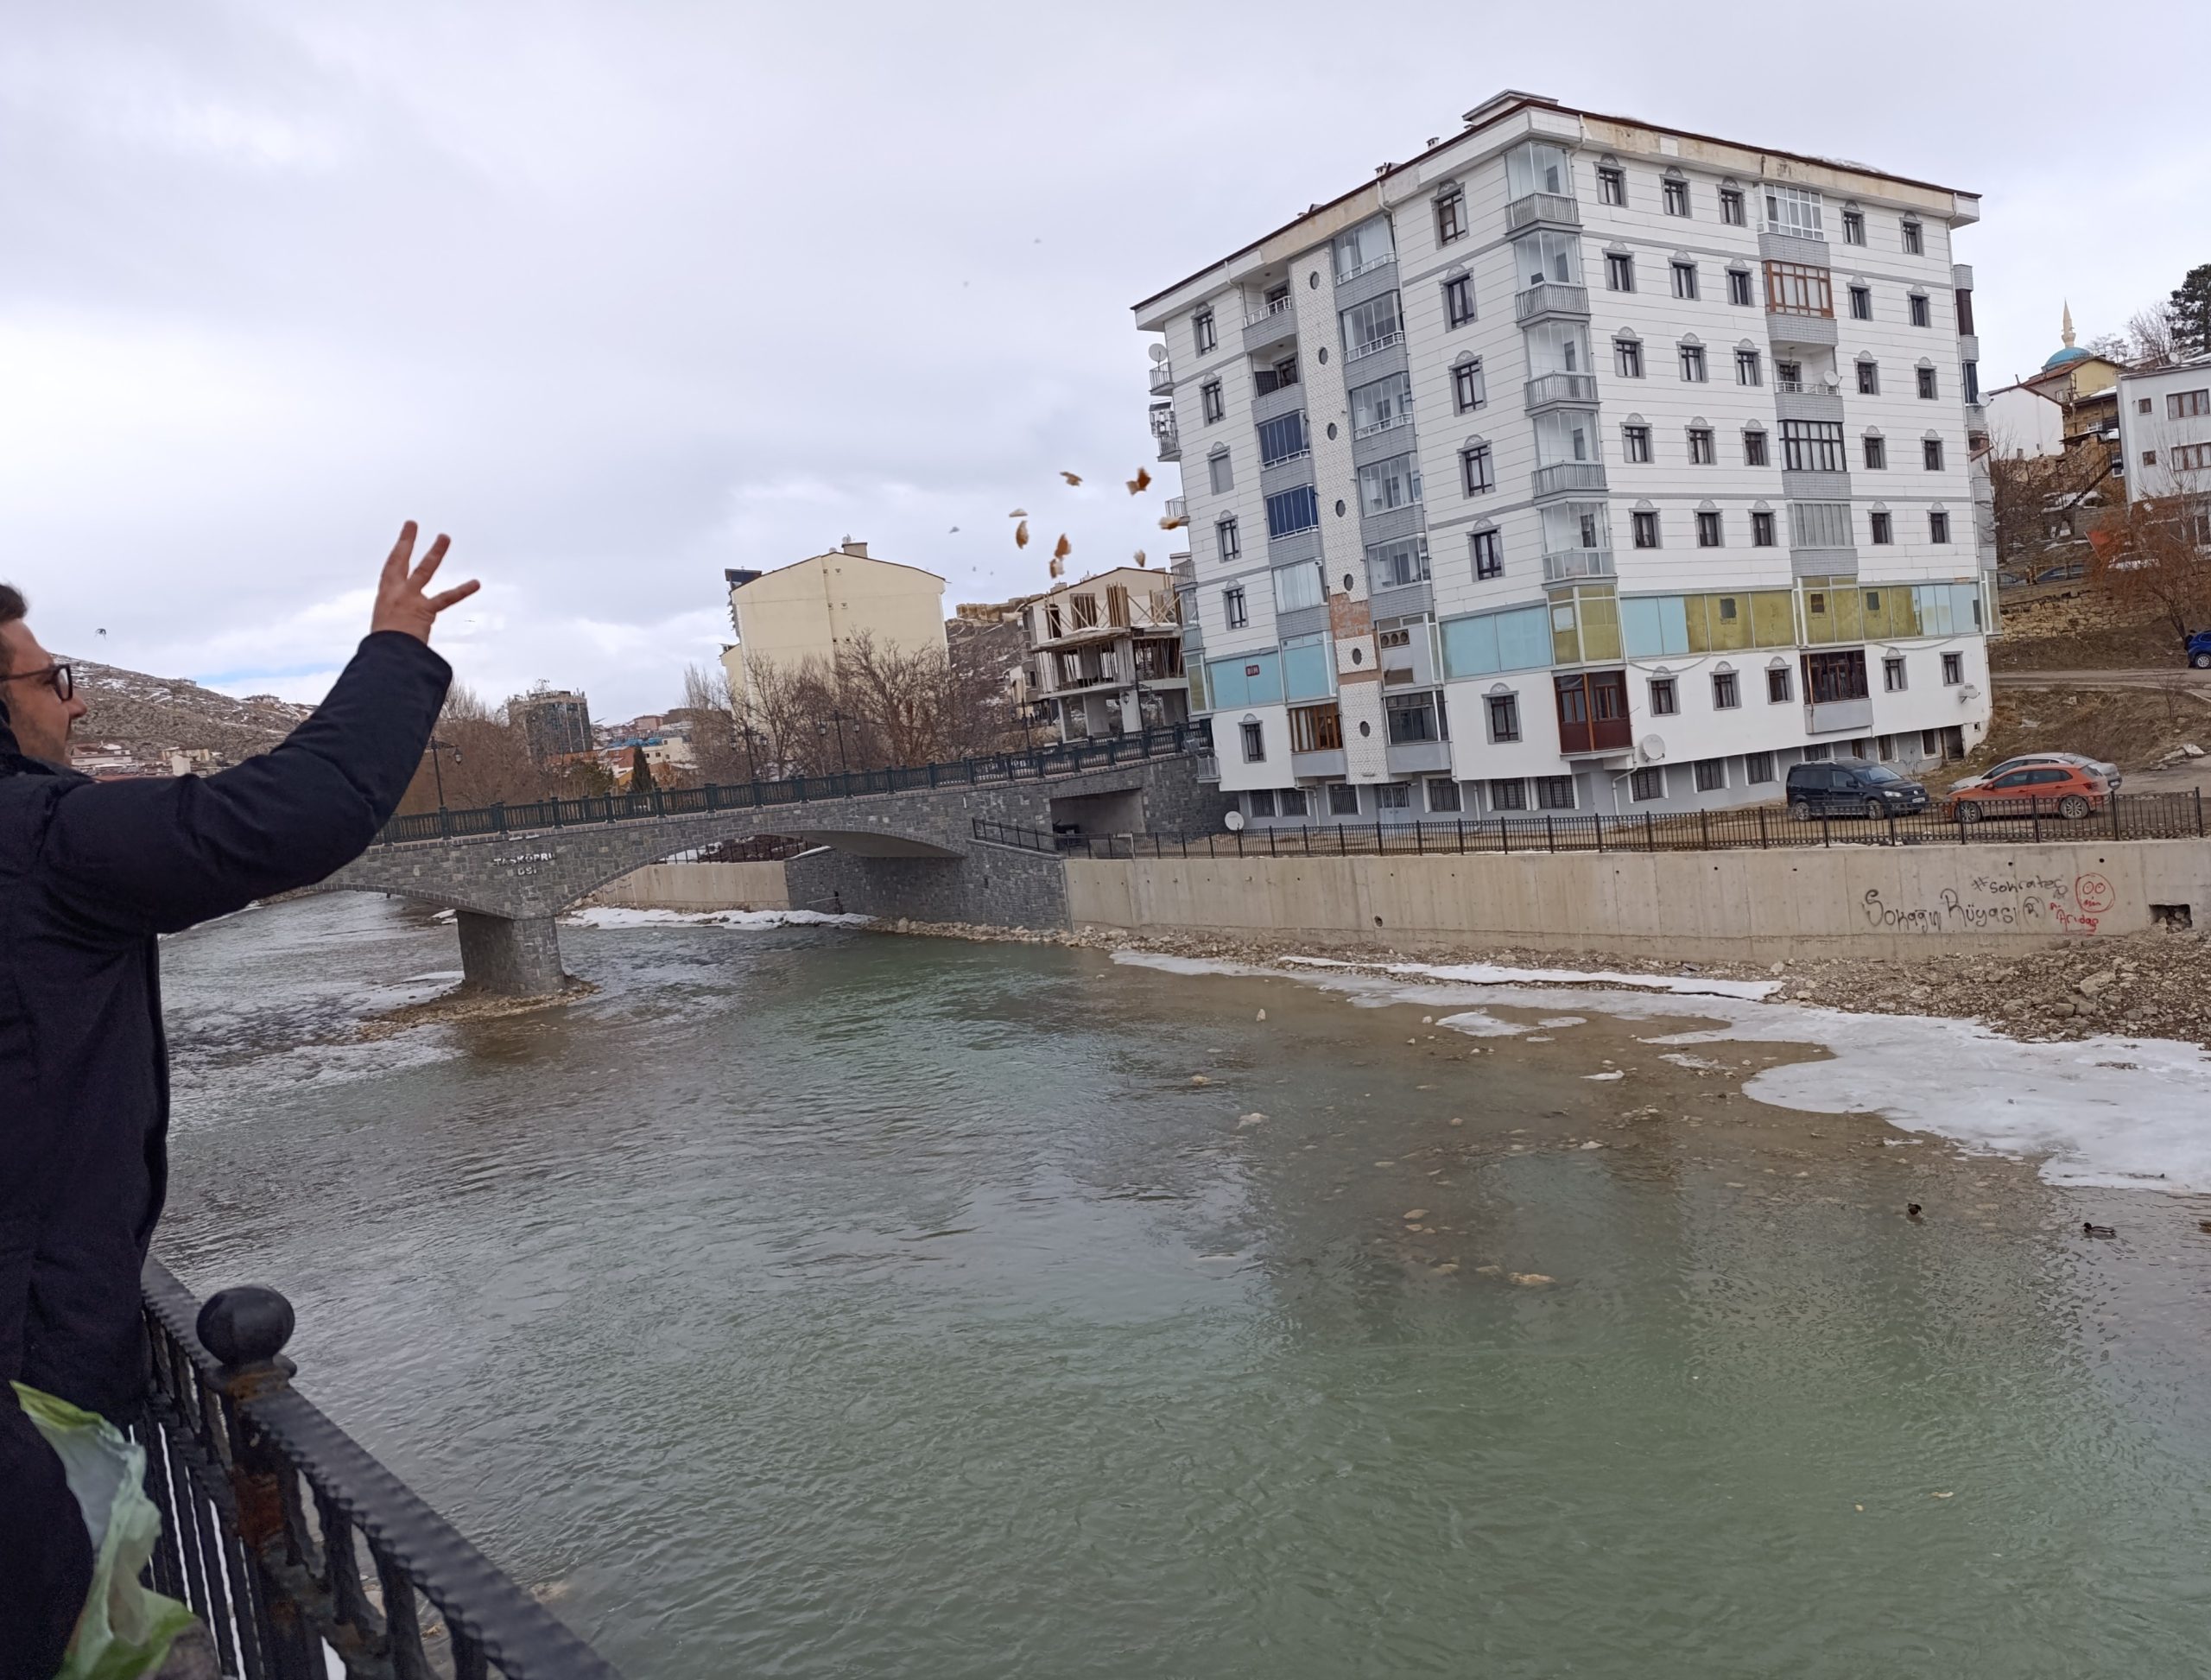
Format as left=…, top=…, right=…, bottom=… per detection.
left=1148, top=344, right=1169, bottom=365
left=1639, top=735, right=1667, bottom=761
left=1225, top=810, right=1246, bottom=832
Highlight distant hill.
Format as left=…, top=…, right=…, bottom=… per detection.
left=62, top=656, right=313, bottom=764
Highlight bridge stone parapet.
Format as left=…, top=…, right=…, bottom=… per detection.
left=310, top=755, right=1226, bottom=993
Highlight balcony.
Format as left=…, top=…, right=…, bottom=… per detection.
left=1150, top=403, right=1181, bottom=463
left=1767, top=314, right=1839, bottom=347
left=1541, top=547, right=1614, bottom=585
left=1505, top=192, right=1581, bottom=231
left=1385, top=739, right=1452, bottom=776
left=1807, top=696, right=1875, bottom=735
left=1353, top=411, right=1413, bottom=441
left=1524, top=371, right=1598, bottom=412
left=1243, top=297, right=1298, bottom=356
left=1337, top=250, right=1397, bottom=283
left=1532, top=460, right=1607, bottom=498
left=1148, top=358, right=1175, bottom=396
left=1291, top=747, right=1347, bottom=779
left=1170, top=555, right=1195, bottom=585
left=1515, top=281, right=1590, bottom=324
left=1346, top=330, right=1403, bottom=363
left=1163, top=495, right=1188, bottom=527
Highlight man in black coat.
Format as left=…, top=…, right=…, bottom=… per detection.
left=0, top=524, right=475, bottom=1679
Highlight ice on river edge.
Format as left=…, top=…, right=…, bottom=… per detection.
left=1112, top=948, right=2211, bottom=1195
left=561, top=907, right=875, bottom=930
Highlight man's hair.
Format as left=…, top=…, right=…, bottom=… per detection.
left=0, top=584, right=21, bottom=677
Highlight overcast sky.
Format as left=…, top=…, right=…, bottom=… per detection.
left=4, top=1, right=2205, bottom=722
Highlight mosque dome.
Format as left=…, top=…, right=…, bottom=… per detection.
left=2043, top=345, right=2091, bottom=371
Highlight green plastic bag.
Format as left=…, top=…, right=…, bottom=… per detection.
left=13, top=1383, right=200, bottom=1680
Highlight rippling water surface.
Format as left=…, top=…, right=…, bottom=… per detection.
left=158, top=895, right=2211, bottom=1678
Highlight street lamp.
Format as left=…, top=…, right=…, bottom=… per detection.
left=424, top=736, right=462, bottom=809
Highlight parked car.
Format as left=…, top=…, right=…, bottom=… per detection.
left=1951, top=751, right=2122, bottom=794
left=2187, top=630, right=2211, bottom=670
left=2031, top=561, right=2088, bottom=586
left=1785, top=759, right=1933, bottom=821
left=1948, top=762, right=2112, bottom=822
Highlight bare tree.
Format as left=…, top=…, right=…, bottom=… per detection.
left=2091, top=496, right=2211, bottom=642
left=2125, top=299, right=2179, bottom=369
left=676, top=662, right=751, bottom=783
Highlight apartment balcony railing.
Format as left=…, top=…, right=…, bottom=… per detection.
left=1514, top=281, right=1590, bottom=323
left=1346, top=330, right=1403, bottom=362
left=1148, top=358, right=1175, bottom=396
left=1774, top=377, right=1841, bottom=396
left=1170, top=555, right=1195, bottom=585
left=1260, top=447, right=1312, bottom=471
left=1151, top=406, right=1181, bottom=463
left=1353, top=412, right=1412, bottom=441
left=1243, top=294, right=1295, bottom=329
left=1531, top=460, right=1608, bottom=498
left=1337, top=250, right=1397, bottom=282
left=1524, top=371, right=1599, bottom=411
left=1541, top=547, right=1615, bottom=585
left=1806, top=696, right=1876, bottom=735
left=1163, top=496, right=1187, bottom=526
left=1505, top=192, right=1581, bottom=231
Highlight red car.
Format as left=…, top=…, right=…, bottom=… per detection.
left=1948, top=762, right=2112, bottom=822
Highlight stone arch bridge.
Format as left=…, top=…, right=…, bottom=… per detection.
left=306, top=745, right=1225, bottom=993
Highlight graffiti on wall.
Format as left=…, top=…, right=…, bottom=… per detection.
left=1859, top=871, right=2119, bottom=936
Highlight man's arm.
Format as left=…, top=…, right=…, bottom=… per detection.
left=41, top=524, right=476, bottom=935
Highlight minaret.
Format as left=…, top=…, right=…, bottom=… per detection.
left=2061, top=301, right=2076, bottom=349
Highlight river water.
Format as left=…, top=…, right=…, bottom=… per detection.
left=158, top=895, right=2211, bottom=1678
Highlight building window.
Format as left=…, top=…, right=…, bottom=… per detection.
left=1614, top=337, right=1644, bottom=378
left=1452, top=358, right=1486, bottom=412
left=1377, top=782, right=1411, bottom=811
left=1743, top=751, right=1776, bottom=784
left=1688, top=427, right=1717, bottom=465
left=1857, top=360, right=1880, bottom=396
left=1751, top=509, right=1777, bottom=546
left=1909, top=293, right=1932, bottom=327
left=1719, top=186, right=1745, bottom=226
left=2170, top=390, right=2211, bottom=419
left=1880, top=655, right=1906, bottom=693
left=1443, top=274, right=1476, bottom=327
left=1671, top=260, right=1699, bottom=299
left=1201, top=380, right=1225, bottom=423
left=1847, top=284, right=1872, bottom=323
left=1340, top=293, right=1403, bottom=358
left=1694, top=758, right=1726, bottom=793
left=1744, top=428, right=1771, bottom=468
left=1266, top=485, right=1319, bottom=536
left=1695, top=510, right=1723, bottom=547
left=1327, top=782, right=1360, bottom=816
left=1763, top=183, right=1824, bottom=238
left=1841, top=208, right=1866, bottom=245
left=1435, top=189, right=1466, bottom=245
left=1869, top=510, right=1893, bottom=544
left=1254, top=354, right=1300, bottom=396
left=1350, top=370, right=1413, bottom=436
left=1622, top=423, right=1652, bottom=463
left=1247, top=789, right=1276, bottom=818
left=1679, top=344, right=1708, bottom=382
left=1630, top=766, right=1666, bottom=802
left=1605, top=251, right=1636, bottom=292
left=2177, top=443, right=2211, bottom=471
left=1781, top=419, right=1847, bottom=472
left=1777, top=358, right=1802, bottom=388
left=1942, top=651, right=1963, bottom=685
left=1916, top=366, right=1939, bottom=400
left=1763, top=261, right=1834, bottom=317
left=1239, top=720, right=1264, bottom=762
left=1713, top=670, right=1740, bottom=709
left=1735, top=348, right=1762, bottom=386
left=1358, top=453, right=1422, bottom=515
left=1257, top=409, right=1309, bottom=466
left=1720, top=270, right=1752, bottom=310
left=1767, top=666, right=1793, bottom=704
left=1223, top=586, right=1248, bottom=628
left=1472, top=529, right=1505, bottom=579
left=1649, top=676, right=1678, bottom=715
left=1632, top=510, right=1661, bottom=548
left=1480, top=690, right=1524, bottom=743
left=1460, top=444, right=1495, bottom=497
left=1217, top=516, right=1241, bottom=560
left=1278, top=788, right=1308, bottom=817
left=1663, top=175, right=1689, bottom=217
left=1289, top=705, right=1342, bottom=753
left=1427, top=778, right=1463, bottom=812
left=1194, top=309, right=1217, bottom=353
left=1489, top=778, right=1528, bottom=811
left=1923, top=437, right=1945, bottom=471
left=1901, top=219, right=1923, bottom=255
left=1208, top=451, right=1233, bottom=494
left=1929, top=510, right=1951, bottom=543
left=1385, top=691, right=1442, bottom=744
left=1369, top=535, right=1430, bottom=587
left=1864, top=434, right=1887, bottom=470
left=2144, top=449, right=2160, bottom=467
left=1597, top=164, right=1625, bottom=206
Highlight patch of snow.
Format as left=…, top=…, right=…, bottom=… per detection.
left=1433, top=1009, right=1530, bottom=1037
left=562, top=906, right=873, bottom=930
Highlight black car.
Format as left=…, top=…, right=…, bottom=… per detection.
left=1784, top=758, right=1932, bottom=821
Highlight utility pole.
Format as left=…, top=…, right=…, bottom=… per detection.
left=425, top=737, right=460, bottom=808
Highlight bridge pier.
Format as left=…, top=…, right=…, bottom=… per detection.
left=456, top=911, right=567, bottom=997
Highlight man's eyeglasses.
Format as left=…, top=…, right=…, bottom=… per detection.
left=3, top=662, right=73, bottom=701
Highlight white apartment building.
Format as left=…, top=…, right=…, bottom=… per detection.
left=1136, top=92, right=1997, bottom=824
left=2116, top=355, right=2211, bottom=525
left=1019, top=565, right=1190, bottom=742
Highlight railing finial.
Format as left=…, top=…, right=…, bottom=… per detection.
left=198, top=1284, right=297, bottom=1371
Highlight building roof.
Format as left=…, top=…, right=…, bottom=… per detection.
left=1131, top=91, right=1978, bottom=318
left=2042, top=346, right=2093, bottom=371
left=729, top=549, right=947, bottom=592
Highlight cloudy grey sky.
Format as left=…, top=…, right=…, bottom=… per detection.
left=5, top=0, right=2205, bottom=721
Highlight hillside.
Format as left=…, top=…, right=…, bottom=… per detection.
left=61, top=656, right=313, bottom=763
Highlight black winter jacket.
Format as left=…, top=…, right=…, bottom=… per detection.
left=0, top=631, right=448, bottom=1679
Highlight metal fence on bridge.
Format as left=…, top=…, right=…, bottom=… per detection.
left=979, top=789, right=2208, bottom=861
left=377, top=726, right=1198, bottom=846
left=138, top=1258, right=618, bottom=1678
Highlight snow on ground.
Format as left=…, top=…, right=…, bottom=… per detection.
left=1282, top=954, right=1780, bottom=1000
left=562, top=906, right=874, bottom=930
left=1112, top=948, right=2211, bottom=1195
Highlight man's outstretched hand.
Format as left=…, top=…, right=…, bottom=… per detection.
left=370, top=521, right=479, bottom=643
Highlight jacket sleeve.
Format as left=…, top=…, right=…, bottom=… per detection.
left=0, top=1398, right=94, bottom=1680
left=41, top=632, right=452, bottom=935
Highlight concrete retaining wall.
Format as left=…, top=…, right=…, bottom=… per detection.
left=1066, top=840, right=2211, bottom=961
left=587, top=861, right=790, bottom=911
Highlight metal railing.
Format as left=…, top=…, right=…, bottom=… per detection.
left=985, top=789, right=2208, bottom=859
left=1242, top=295, right=1295, bottom=328
left=1148, top=358, right=1174, bottom=396
left=1346, top=331, right=1403, bottom=361
left=1505, top=192, right=1581, bottom=231
left=1531, top=461, right=1608, bottom=498
left=377, top=725, right=1201, bottom=846
left=1353, top=412, right=1412, bottom=441
left=1524, top=371, right=1599, bottom=410
left=1541, top=548, right=1615, bottom=584
left=138, top=1258, right=617, bottom=1678
left=1513, top=282, right=1589, bottom=322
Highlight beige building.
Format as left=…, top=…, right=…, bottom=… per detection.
left=1020, top=564, right=1188, bottom=742
left=719, top=540, right=947, bottom=710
